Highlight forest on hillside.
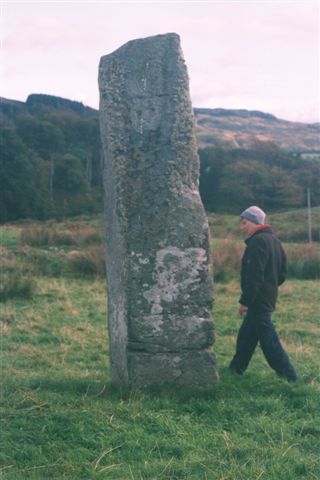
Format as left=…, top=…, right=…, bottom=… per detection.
left=1, top=95, right=103, bottom=222
left=1, top=94, right=319, bottom=223
left=199, top=143, right=319, bottom=212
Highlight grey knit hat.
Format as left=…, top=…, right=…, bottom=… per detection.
left=240, top=206, right=266, bottom=225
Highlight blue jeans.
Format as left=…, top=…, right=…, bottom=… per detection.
left=229, top=309, right=297, bottom=381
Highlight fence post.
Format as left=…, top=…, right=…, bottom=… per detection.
left=307, top=188, right=312, bottom=243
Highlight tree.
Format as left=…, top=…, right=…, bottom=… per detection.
left=293, top=159, right=320, bottom=206
left=268, top=166, right=304, bottom=208
left=16, top=114, right=65, bottom=160
left=199, top=147, right=231, bottom=211
left=0, top=127, right=49, bottom=222
left=53, top=154, right=90, bottom=218
left=198, top=142, right=315, bottom=213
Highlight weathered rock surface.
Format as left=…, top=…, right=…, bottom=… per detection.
left=99, top=33, right=218, bottom=388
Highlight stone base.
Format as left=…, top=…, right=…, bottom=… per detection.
left=128, top=350, right=218, bottom=389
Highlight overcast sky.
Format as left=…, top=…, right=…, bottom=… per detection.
left=1, top=1, right=319, bottom=123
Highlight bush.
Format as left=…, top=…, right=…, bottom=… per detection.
left=20, top=224, right=76, bottom=247
left=211, top=240, right=320, bottom=281
left=20, top=224, right=104, bottom=248
left=68, top=226, right=104, bottom=246
left=278, top=227, right=320, bottom=243
left=212, top=240, right=243, bottom=282
left=286, top=244, right=320, bottom=279
left=20, top=225, right=51, bottom=246
left=0, top=266, right=36, bottom=302
left=0, top=273, right=35, bottom=302
left=25, top=250, right=66, bottom=277
left=66, top=246, right=106, bottom=277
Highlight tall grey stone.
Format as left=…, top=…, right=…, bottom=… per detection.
left=98, top=33, right=218, bottom=388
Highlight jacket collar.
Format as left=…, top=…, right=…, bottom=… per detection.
left=245, top=224, right=272, bottom=243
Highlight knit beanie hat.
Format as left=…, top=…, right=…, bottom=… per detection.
left=240, top=206, right=266, bottom=225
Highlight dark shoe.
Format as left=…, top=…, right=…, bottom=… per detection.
left=277, top=370, right=297, bottom=383
left=287, top=376, right=297, bottom=383
left=228, top=365, right=244, bottom=375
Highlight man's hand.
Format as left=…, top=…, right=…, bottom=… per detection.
left=239, top=304, right=248, bottom=316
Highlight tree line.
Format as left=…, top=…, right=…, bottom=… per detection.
left=199, top=142, right=319, bottom=213
left=1, top=96, right=103, bottom=222
left=1, top=95, right=319, bottom=223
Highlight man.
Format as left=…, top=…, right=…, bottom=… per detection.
left=229, top=205, right=297, bottom=382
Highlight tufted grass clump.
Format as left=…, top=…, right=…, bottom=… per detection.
left=0, top=265, right=36, bottom=302
left=20, top=223, right=103, bottom=248
left=212, top=239, right=243, bottom=282
left=20, top=224, right=76, bottom=247
left=212, top=239, right=320, bottom=281
left=66, top=245, right=106, bottom=277
left=25, top=249, right=66, bottom=277
left=69, top=225, right=104, bottom=246
left=0, top=272, right=35, bottom=302
left=286, top=243, right=320, bottom=279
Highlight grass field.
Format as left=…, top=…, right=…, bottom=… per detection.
left=1, top=212, right=320, bottom=479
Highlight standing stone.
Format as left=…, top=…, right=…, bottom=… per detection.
left=98, top=33, right=218, bottom=388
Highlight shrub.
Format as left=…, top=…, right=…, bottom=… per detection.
left=278, top=227, right=320, bottom=243
left=69, top=226, right=104, bottom=246
left=0, top=262, right=36, bottom=302
left=212, top=240, right=243, bottom=282
left=20, top=224, right=104, bottom=248
left=20, top=225, right=51, bottom=246
left=211, top=239, right=320, bottom=281
left=50, top=230, right=76, bottom=246
left=286, top=244, right=320, bottom=279
left=20, top=224, right=76, bottom=247
left=26, top=250, right=66, bottom=277
left=0, top=273, right=35, bottom=302
left=66, top=246, right=106, bottom=277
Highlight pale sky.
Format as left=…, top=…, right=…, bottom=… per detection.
left=1, top=0, right=319, bottom=123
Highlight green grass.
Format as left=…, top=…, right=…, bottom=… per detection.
left=1, top=276, right=319, bottom=479
left=268, top=207, right=320, bottom=243
left=1, top=209, right=319, bottom=288
left=1, top=211, right=319, bottom=478
left=0, top=226, right=21, bottom=249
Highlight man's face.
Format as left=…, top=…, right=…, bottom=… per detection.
left=240, top=218, right=258, bottom=237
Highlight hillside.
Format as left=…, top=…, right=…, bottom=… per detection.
left=1, top=94, right=319, bottom=222
left=1, top=94, right=319, bottom=153
left=0, top=94, right=102, bottom=222
left=194, top=108, right=320, bottom=152
left=0, top=94, right=97, bottom=124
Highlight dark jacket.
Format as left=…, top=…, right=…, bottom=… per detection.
left=239, top=226, right=287, bottom=312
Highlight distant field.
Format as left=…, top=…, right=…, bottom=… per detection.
left=207, top=206, right=320, bottom=243
left=0, top=208, right=319, bottom=297
left=1, top=206, right=319, bottom=245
